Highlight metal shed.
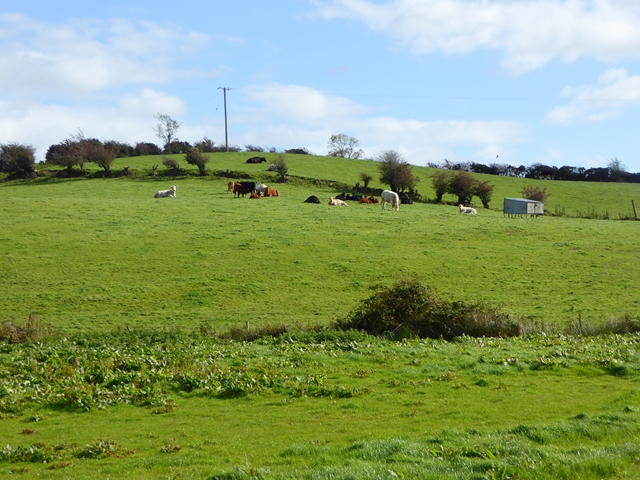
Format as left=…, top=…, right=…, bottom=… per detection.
left=503, top=198, right=544, bottom=218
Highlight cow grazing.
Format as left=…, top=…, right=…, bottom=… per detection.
left=381, top=190, right=400, bottom=211
left=329, top=197, right=348, bottom=206
left=304, top=195, right=321, bottom=204
left=227, top=181, right=234, bottom=193
left=154, top=186, right=177, bottom=198
left=459, top=204, right=477, bottom=214
left=246, top=156, right=267, bottom=164
left=250, top=192, right=261, bottom=199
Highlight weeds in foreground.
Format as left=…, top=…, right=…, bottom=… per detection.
left=0, top=315, right=58, bottom=344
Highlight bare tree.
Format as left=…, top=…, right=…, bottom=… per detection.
left=153, top=113, right=181, bottom=153
left=327, top=134, right=364, bottom=159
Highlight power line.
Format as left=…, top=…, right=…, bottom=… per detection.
left=238, top=86, right=635, bottom=103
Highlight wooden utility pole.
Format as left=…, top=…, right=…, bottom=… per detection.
left=217, top=87, right=232, bottom=152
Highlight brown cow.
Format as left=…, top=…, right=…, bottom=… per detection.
left=233, top=183, right=246, bottom=198
left=360, top=196, right=373, bottom=204
left=264, top=187, right=280, bottom=197
left=250, top=192, right=261, bottom=199
left=227, top=181, right=234, bottom=193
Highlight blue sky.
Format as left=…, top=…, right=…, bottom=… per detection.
left=2, top=0, right=640, bottom=171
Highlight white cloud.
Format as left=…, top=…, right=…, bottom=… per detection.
left=0, top=14, right=215, bottom=97
left=239, top=83, right=370, bottom=125
left=546, top=68, right=640, bottom=124
left=235, top=84, right=526, bottom=164
left=314, top=0, right=640, bottom=74
left=0, top=89, right=190, bottom=160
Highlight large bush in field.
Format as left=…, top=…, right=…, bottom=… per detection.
left=337, top=280, right=518, bottom=340
left=0, top=143, right=36, bottom=177
left=185, top=148, right=209, bottom=176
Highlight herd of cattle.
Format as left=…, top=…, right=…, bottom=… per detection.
left=153, top=183, right=479, bottom=214
left=152, top=156, right=478, bottom=214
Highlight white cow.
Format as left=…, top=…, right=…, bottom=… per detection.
left=459, top=204, right=477, bottom=214
left=328, top=197, right=348, bottom=206
left=154, top=186, right=177, bottom=198
left=381, top=190, right=400, bottom=211
left=255, top=182, right=268, bottom=194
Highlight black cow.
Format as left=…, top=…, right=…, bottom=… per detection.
left=304, top=195, right=321, bottom=204
left=246, top=157, right=267, bottom=164
left=399, top=193, right=413, bottom=204
left=336, top=193, right=363, bottom=202
left=233, top=182, right=256, bottom=197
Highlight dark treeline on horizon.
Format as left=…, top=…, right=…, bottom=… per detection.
left=427, top=159, right=640, bottom=183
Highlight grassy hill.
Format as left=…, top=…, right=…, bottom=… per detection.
left=2, top=153, right=639, bottom=332
left=2, top=155, right=640, bottom=478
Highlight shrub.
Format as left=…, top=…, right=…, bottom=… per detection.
left=88, top=143, right=116, bottom=175
left=272, top=154, right=288, bottom=181
left=45, top=140, right=81, bottom=171
left=103, top=140, right=134, bottom=158
left=135, top=142, right=162, bottom=156
left=359, top=172, right=373, bottom=190
left=446, top=171, right=476, bottom=205
left=184, top=148, right=209, bottom=176
left=430, top=171, right=449, bottom=203
left=284, top=148, right=310, bottom=155
left=0, top=143, right=36, bottom=177
left=473, top=180, right=495, bottom=208
left=164, top=141, right=191, bottom=154
left=336, top=280, right=518, bottom=340
left=162, top=157, right=180, bottom=176
left=245, top=144, right=266, bottom=152
left=377, top=150, right=420, bottom=193
left=521, top=185, right=550, bottom=202
left=194, top=137, right=216, bottom=152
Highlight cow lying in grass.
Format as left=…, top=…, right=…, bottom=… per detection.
left=459, top=204, right=477, bottom=214
left=329, top=197, right=348, bottom=206
left=250, top=192, right=261, bottom=199
left=264, top=187, right=280, bottom=197
left=154, top=186, right=177, bottom=198
left=381, top=190, right=399, bottom=211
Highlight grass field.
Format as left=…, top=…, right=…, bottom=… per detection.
left=2, top=160, right=640, bottom=331
left=2, top=153, right=640, bottom=478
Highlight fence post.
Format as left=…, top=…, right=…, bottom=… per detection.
left=633, top=200, right=638, bottom=219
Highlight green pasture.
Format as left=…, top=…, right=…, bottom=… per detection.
left=1, top=332, right=640, bottom=478
left=2, top=164, right=640, bottom=332
left=2, top=155, right=640, bottom=478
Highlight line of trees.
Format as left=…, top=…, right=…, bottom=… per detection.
left=429, top=158, right=640, bottom=183
left=431, top=170, right=495, bottom=208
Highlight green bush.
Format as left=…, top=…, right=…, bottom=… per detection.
left=336, top=280, right=518, bottom=340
